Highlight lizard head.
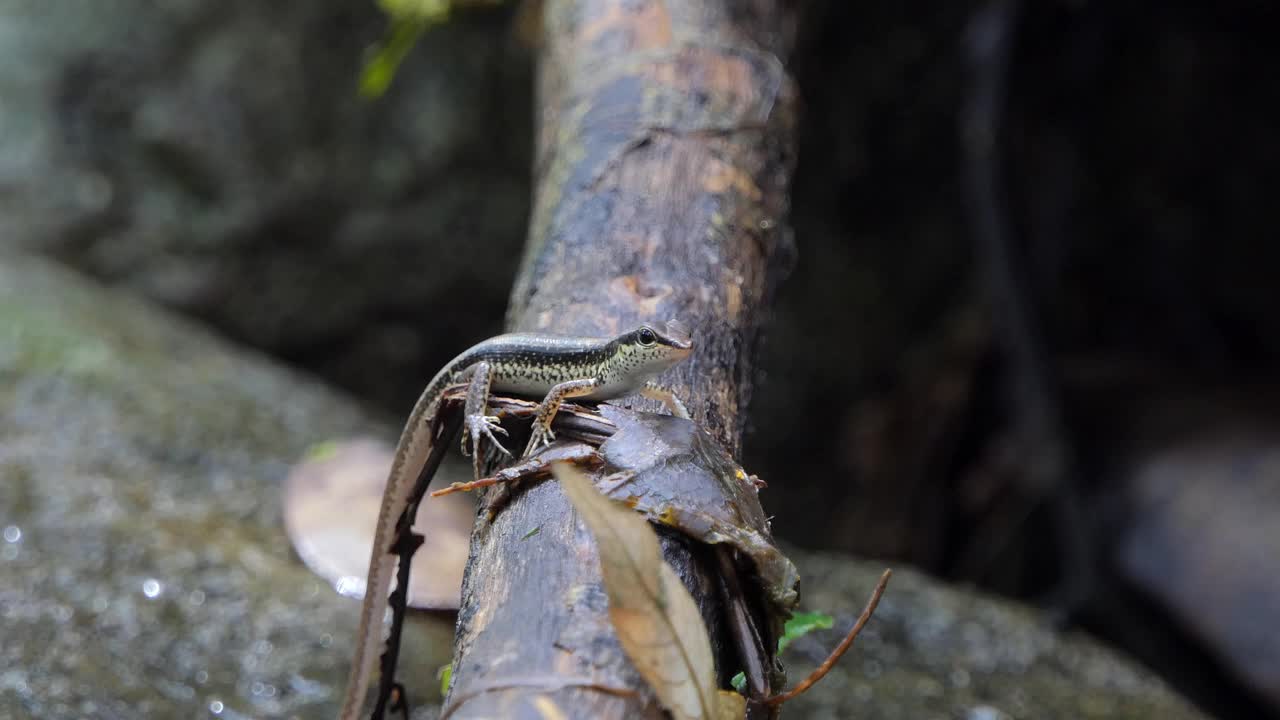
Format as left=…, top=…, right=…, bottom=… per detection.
left=612, top=319, right=693, bottom=377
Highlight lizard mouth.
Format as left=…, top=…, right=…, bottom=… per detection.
left=664, top=319, right=693, bottom=351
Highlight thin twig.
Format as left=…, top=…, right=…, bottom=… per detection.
left=764, top=568, right=893, bottom=707
left=430, top=475, right=505, bottom=497
left=431, top=443, right=603, bottom=498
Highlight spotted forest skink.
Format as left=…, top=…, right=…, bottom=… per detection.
left=339, top=321, right=694, bottom=719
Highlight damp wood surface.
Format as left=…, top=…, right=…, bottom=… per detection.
left=441, top=0, right=798, bottom=718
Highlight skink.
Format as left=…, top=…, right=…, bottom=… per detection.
left=339, top=321, right=694, bottom=719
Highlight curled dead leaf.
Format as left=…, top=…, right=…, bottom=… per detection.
left=596, top=405, right=799, bottom=617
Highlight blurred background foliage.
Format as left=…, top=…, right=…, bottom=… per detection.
left=1, top=1, right=1276, bottom=718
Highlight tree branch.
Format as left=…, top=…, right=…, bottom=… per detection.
left=441, top=1, right=798, bottom=717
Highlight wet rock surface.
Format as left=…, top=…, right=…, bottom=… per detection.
left=781, top=554, right=1206, bottom=720
left=0, top=254, right=1206, bottom=718
left=0, top=255, right=454, bottom=719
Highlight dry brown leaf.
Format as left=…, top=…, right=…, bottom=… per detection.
left=283, top=438, right=472, bottom=609
left=555, top=463, right=742, bottom=720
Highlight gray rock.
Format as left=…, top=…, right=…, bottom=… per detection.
left=780, top=552, right=1207, bottom=720
left=0, top=254, right=453, bottom=719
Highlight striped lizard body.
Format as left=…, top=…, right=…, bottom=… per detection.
left=339, top=321, right=693, bottom=719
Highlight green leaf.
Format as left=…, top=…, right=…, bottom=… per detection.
left=378, top=0, right=451, bottom=22
left=359, top=0, right=451, bottom=99
left=778, top=611, right=835, bottom=654
left=437, top=662, right=453, bottom=696
left=303, top=440, right=340, bottom=462
left=358, top=1, right=510, bottom=98
left=729, top=612, right=830, bottom=698
left=359, top=18, right=427, bottom=99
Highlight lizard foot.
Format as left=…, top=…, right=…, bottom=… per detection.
left=462, top=414, right=510, bottom=462
left=463, top=414, right=511, bottom=480
left=522, top=423, right=556, bottom=458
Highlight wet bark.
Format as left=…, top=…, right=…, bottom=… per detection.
left=441, top=1, right=798, bottom=718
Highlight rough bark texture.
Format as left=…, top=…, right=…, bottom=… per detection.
left=442, top=1, right=797, bottom=718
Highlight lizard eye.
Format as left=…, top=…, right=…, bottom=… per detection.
left=637, top=327, right=657, bottom=346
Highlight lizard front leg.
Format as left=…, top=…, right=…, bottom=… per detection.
left=523, top=378, right=602, bottom=457
left=639, top=380, right=690, bottom=419
left=456, top=362, right=511, bottom=479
